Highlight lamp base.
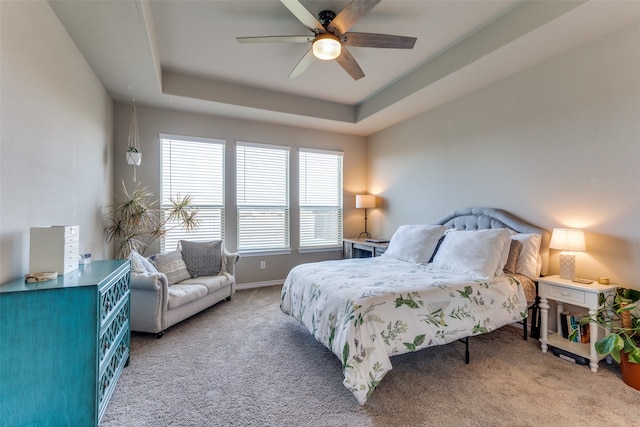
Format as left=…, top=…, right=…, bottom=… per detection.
left=558, top=252, right=576, bottom=280
left=358, top=231, right=372, bottom=239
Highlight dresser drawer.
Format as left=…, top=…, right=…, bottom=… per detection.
left=100, top=271, right=130, bottom=328
left=99, top=300, right=130, bottom=366
left=64, top=239, right=79, bottom=253
left=98, top=329, right=130, bottom=418
left=546, top=283, right=586, bottom=305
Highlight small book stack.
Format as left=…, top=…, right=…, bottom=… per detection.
left=560, top=311, right=590, bottom=343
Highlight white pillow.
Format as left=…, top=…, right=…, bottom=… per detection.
left=382, top=224, right=447, bottom=264
left=495, top=229, right=516, bottom=276
left=431, top=228, right=513, bottom=279
left=129, top=249, right=158, bottom=274
left=510, top=233, right=542, bottom=279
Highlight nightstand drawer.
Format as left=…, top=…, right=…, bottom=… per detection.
left=353, top=243, right=373, bottom=252
left=547, top=284, right=586, bottom=305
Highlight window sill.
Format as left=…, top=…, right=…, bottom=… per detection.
left=239, top=249, right=292, bottom=257
left=298, top=246, right=342, bottom=254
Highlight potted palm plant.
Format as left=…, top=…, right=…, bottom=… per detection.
left=104, top=181, right=199, bottom=259
left=591, top=287, right=640, bottom=390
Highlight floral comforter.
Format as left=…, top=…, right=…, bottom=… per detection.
left=280, top=257, right=528, bottom=404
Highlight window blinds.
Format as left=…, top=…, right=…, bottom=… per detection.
left=160, top=136, right=225, bottom=252
left=236, top=142, right=290, bottom=252
left=299, top=148, right=343, bottom=248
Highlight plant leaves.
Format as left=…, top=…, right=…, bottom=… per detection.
left=596, top=334, right=624, bottom=363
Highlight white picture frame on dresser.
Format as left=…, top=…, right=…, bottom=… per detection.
left=539, top=274, right=617, bottom=372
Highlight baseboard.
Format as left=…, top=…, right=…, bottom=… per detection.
left=236, top=280, right=284, bottom=291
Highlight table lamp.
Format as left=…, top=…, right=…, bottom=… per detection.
left=356, top=195, right=376, bottom=239
left=549, top=228, right=586, bottom=280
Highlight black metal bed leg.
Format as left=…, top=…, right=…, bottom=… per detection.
left=464, top=337, right=469, bottom=364
left=530, top=296, right=540, bottom=339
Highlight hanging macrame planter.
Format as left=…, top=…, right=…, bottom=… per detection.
left=126, top=151, right=141, bottom=166
left=126, top=99, right=141, bottom=181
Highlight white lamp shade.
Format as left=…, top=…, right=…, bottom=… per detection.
left=549, top=228, right=586, bottom=252
left=312, top=34, right=341, bottom=60
left=355, top=195, right=376, bottom=209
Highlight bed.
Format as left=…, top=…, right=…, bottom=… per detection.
left=280, top=207, right=550, bottom=404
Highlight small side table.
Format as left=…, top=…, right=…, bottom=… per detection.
left=342, top=238, right=388, bottom=258
left=538, top=275, right=617, bottom=372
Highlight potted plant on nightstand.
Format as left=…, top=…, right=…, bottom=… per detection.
left=592, top=287, right=640, bottom=391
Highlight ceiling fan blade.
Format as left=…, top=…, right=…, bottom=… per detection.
left=342, top=32, right=416, bottom=49
left=280, top=0, right=325, bottom=33
left=334, top=47, right=365, bottom=81
left=328, top=0, right=381, bottom=35
left=288, top=48, right=315, bottom=79
left=236, top=35, right=314, bottom=44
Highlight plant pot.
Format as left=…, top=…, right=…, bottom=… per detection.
left=620, top=353, right=640, bottom=391
left=126, top=151, right=141, bottom=166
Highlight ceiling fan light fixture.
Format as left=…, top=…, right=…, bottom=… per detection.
left=312, top=33, right=341, bottom=60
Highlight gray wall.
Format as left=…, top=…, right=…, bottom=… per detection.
left=0, top=1, right=114, bottom=283
left=4, top=0, right=636, bottom=294
left=112, top=104, right=366, bottom=286
left=367, top=24, right=640, bottom=290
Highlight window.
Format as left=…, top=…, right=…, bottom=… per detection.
left=236, top=142, right=290, bottom=253
left=299, top=148, right=343, bottom=249
left=160, top=135, right=225, bottom=252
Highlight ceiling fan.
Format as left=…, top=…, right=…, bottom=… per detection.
left=236, top=0, right=417, bottom=80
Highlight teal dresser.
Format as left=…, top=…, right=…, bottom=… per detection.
left=0, top=259, right=131, bottom=426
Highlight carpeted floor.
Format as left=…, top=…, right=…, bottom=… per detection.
left=101, top=285, right=640, bottom=426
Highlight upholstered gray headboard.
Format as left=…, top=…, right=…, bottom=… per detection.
left=433, top=207, right=551, bottom=276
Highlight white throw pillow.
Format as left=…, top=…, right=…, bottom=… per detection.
left=495, top=229, right=516, bottom=276
left=149, top=250, right=191, bottom=284
left=510, top=233, right=542, bottom=279
left=382, top=224, right=447, bottom=264
left=431, top=228, right=512, bottom=279
left=129, top=249, right=158, bottom=274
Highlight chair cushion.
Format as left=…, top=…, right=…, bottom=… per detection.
left=167, top=284, right=208, bottom=310
left=180, top=274, right=232, bottom=294
left=180, top=240, right=223, bottom=277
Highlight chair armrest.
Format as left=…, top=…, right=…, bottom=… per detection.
left=130, top=272, right=168, bottom=292
left=129, top=271, right=169, bottom=334
left=223, top=250, right=240, bottom=276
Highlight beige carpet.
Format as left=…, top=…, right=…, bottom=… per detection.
left=101, top=285, right=640, bottom=426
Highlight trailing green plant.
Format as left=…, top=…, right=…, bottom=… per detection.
left=104, top=181, right=199, bottom=259
left=588, top=287, right=640, bottom=364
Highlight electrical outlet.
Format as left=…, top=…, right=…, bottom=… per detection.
left=260, top=261, right=266, bottom=270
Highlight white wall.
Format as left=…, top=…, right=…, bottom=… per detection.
left=367, top=24, right=640, bottom=290
left=112, top=104, right=366, bottom=285
left=0, top=1, right=114, bottom=283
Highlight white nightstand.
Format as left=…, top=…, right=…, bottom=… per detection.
left=539, top=275, right=617, bottom=372
left=342, top=238, right=388, bottom=258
